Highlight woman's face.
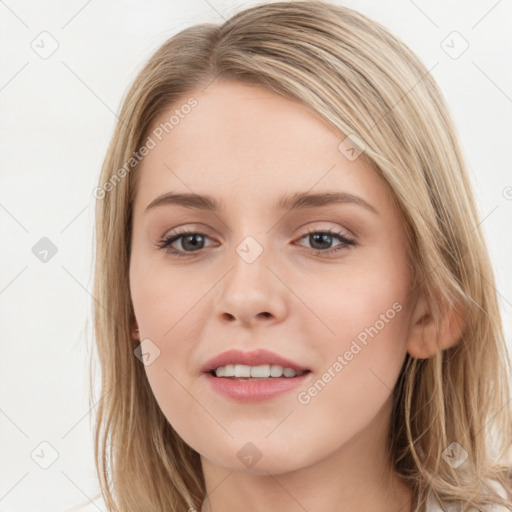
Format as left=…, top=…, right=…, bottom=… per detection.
left=129, top=80, right=415, bottom=475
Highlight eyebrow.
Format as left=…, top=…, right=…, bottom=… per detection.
left=144, top=191, right=379, bottom=215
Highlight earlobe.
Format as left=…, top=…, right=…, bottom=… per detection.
left=406, top=296, right=466, bottom=360
left=132, top=319, right=140, bottom=342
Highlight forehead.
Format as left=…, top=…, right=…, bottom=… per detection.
left=134, top=80, right=389, bottom=214
left=145, top=80, right=342, bottom=165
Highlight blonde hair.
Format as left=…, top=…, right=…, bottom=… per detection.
left=89, top=1, right=512, bottom=511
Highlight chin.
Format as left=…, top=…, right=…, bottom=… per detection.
left=202, top=442, right=314, bottom=476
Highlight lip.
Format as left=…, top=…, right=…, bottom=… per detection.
left=203, top=371, right=312, bottom=402
left=200, top=348, right=310, bottom=374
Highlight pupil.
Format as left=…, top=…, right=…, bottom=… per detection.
left=310, top=233, right=332, bottom=250
left=182, top=234, right=204, bottom=251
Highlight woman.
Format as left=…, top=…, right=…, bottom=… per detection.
left=90, top=2, right=512, bottom=511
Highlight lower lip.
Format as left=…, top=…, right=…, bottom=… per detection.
left=204, top=372, right=311, bottom=402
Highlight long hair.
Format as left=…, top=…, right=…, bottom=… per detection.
left=90, top=1, right=512, bottom=510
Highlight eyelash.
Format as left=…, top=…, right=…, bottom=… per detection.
left=156, top=227, right=356, bottom=258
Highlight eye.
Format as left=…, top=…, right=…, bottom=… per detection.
left=296, top=228, right=356, bottom=256
left=156, top=227, right=357, bottom=258
left=157, top=228, right=215, bottom=257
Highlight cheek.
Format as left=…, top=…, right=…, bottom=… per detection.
left=297, top=254, right=409, bottom=347
left=130, top=272, right=205, bottom=444
left=285, top=268, right=409, bottom=459
left=295, top=252, right=410, bottom=398
left=129, top=258, right=207, bottom=415
left=130, top=254, right=209, bottom=339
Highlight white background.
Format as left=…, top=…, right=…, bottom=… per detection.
left=0, top=1, right=511, bottom=510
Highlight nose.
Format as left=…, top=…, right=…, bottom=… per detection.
left=213, top=238, right=288, bottom=327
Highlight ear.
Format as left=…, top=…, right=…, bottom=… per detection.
left=132, top=318, right=140, bottom=341
left=406, top=295, right=466, bottom=359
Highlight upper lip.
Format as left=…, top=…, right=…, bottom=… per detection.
left=201, top=348, right=310, bottom=373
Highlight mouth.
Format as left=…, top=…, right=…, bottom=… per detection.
left=204, top=365, right=312, bottom=402
left=207, top=364, right=312, bottom=380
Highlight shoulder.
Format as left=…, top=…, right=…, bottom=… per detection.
left=426, top=480, right=510, bottom=512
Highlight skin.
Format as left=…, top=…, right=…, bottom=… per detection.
left=129, top=80, right=463, bottom=512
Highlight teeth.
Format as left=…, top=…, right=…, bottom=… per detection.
left=214, top=364, right=306, bottom=378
